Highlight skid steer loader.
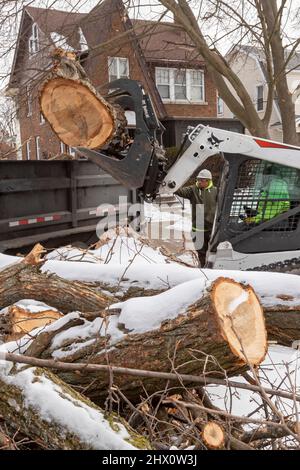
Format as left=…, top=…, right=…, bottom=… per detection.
left=48, top=79, right=300, bottom=271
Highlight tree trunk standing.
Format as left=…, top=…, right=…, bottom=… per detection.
left=158, top=0, right=271, bottom=138
left=40, top=49, right=128, bottom=149
left=206, top=63, right=270, bottom=138
left=158, top=0, right=300, bottom=142
left=260, top=0, right=298, bottom=145
left=0, top=366, right=149, bottom=450
left=28, top=278, right=267, bottom=403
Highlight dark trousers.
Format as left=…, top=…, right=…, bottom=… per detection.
left=191, top=224, right=212, bottom=266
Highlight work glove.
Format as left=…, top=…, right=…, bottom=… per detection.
left=244, top=217, right=256, bottom=224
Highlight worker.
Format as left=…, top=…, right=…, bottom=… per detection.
left=242, top=167, right=290, bottom=225
left=176, top=169, right=217, bottom=266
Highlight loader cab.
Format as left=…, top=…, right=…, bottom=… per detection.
left=210, top=154, right=300, bottom=257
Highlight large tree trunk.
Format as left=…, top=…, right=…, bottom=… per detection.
left=0, top=246, right=111, bottom=315
left=20, top=277, right=267, bottom=403
left=40, top=49, right=127, bottom=149
left=260, top=0, right=298, bottom=145
left=158, top=0, right=270, bottom=138
left=0, top=365, right=149, bottom=450
left=1, top=248, right=300, bottom=348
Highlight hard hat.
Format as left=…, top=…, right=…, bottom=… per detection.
left=197, top=169, right=212, bottom=179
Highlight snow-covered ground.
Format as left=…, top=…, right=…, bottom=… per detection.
left=205, top=343, right=300, bottom=427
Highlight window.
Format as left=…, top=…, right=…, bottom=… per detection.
left=69, top=147, right=76, bottom=157
left=155, top=68, right=205, bottom=103
left=217, top=95, right=224, bottom=115
left=26, top=139, right=31, bottom=160
left=108, top=57, right=129, bottom=82
left=40, top=112, right=45, bottom=125
left=66, top=145, right=76, bottom=157
left=190, top=70, right=204, bottom=102
left=60, top=141, right=65, bottom=154
left=229, top=160, right=300, bottom=232
left=29, top=23, right=39, bottom=56
left=27, top=86, right=32, bottom=117
left=35, top=136, right=41, bottom=160
left=174, top=70, right=187, bottom=100
left=156, top=68, right=170, bottom=99
left=257, top=85, right=264, bottom=111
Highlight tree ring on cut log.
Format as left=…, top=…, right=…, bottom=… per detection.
left=40, top=77, right=115, bottom=149
left=202, top=422, right=225, bottom=449
left=211, top=278, right=267, bottom=365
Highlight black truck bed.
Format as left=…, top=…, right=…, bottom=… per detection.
left=0, top=160, right=136, bottom=254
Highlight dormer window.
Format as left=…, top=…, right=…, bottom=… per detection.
left=29, top=23, right=39, bottom=56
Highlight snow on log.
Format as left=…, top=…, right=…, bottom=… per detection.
left=8, top=278, right=267, bottom=403
left=0, top=245, right=111, bottom=314
left=1, top=238, right=300, bottom=346
left=40, top=49, right=127, bottom=149
left=0, top=358, right=150, bottom=450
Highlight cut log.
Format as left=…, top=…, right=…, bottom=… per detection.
left=202, top=422, right=225, bottom=449
left=1, top=246, right=299, bottom=347
left=0, top=364, right=150, bottom=450
left=7, top=305, right=63, bottom=341
left=28, top=278, right=267, bottom=403
left=40, top=50, right=127, bottom=149
left=0, top=245, right=112, bottom=314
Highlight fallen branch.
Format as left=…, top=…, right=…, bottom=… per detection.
left=168, top=399, right=299, bottom=433
left=1, top=352, right=299, bottom=403
left=10, top=277, right=267, bottom=402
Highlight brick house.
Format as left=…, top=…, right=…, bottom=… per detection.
left=8, top=0, right=243, bottom=160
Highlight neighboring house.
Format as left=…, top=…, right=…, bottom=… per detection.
left=223, top=44, right=300, bottom=141
left=7, top=0, right=243, bottom=160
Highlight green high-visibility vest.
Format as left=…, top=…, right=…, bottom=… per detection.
left=254, top=177, right=290, bottom=223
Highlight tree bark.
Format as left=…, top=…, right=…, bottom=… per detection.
left=40, top=49, right=127, bottom=149
left=159, top=0, right=270, bottom=137
left=1, top=248, right=299, bottom=348
left=0, top=365, right=149, bottom=450
left=0, top=256, right=111, bottom=315
left=264, top=307, right=300, bottom=346
left=26, top=277, right=267, bottom=403
left=260, top=0, right=298, bottom=145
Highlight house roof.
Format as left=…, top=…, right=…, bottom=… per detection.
left=9, top=6, right=87, bottom=86
left=229, top=44, right=300, bottom=72
left=25, top=6, right=87, bottom=51
left=132, top=19, right=204, bottom=64
left=25, top=6, right=204, bottom=64
left=25, top=6, right=85, bottom=33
